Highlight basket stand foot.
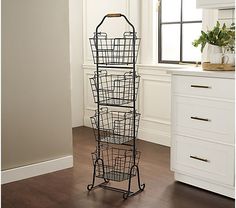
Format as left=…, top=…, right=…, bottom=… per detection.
left=87, top=162, right=145, bottom=199
left=87, top=158, right=109, bottom=191
left=123, top=164, right=145, bottom=199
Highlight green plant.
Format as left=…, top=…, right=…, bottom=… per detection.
left=224, top=23, right=235, bottom=53
left=192, top=21, right=235, bottom=53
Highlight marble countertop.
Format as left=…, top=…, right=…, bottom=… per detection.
left=167, top=67, right=235, bottom=79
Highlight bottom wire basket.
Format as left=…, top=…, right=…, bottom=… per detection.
left=92, top=146, right=141, bottom=182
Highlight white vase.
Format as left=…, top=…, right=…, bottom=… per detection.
left=224, top=53, right=235, bottom=65
left=207, top=44, right=222, bottom=63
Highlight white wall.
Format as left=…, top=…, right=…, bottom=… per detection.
left=138, top=65, right=171, bottom=146
left=140, top=0, right=157, bottom=64
left=2, top=0, right=73, bottom=170
left=69, top=0, right=84, bottom=127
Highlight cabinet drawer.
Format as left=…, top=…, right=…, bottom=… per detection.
left=173, top=75, right=235, bottom=100
left=173, top=135, right=235, bottom=186
left=173, top=96, right=235, bottom=144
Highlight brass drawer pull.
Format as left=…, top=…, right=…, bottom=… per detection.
left=190, top=155, right=209, bottom=163
left=191, top=84, right=211, bottom=89
left=107, top=13, right=122, bottom=18
left=191, top=116, right=211, bottom=122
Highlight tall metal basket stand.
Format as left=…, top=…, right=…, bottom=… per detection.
left=87, top=13, right=145, bottom=199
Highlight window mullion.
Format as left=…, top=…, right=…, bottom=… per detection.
left=158, top=0, right=162, bottom=63
left=180, top=0, right=183, bottom=63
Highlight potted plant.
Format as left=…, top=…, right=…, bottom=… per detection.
left=192, top=21, right=235, bottom=64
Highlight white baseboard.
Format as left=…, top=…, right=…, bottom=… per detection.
left=84, top=116, right=92, bottom=128
left=2, top=155, right=73, bottom=184
left=175, top=172, right=235, bottom=199
left=138, top=128, right=171, bottom=147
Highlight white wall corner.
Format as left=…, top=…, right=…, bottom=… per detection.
left=1, top=155, right=73, bottom=184
left=140, top=0, right=157, bottom=64
left=69, top=0, right=84, bottom=127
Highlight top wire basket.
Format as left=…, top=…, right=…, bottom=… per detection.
left=89, top=32, right=140, bottom=65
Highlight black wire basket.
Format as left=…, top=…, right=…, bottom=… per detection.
left=92, top=146, right=141, bottom=182
left=90, top=107, right=140, bottom=144
left=89, top=32, right=140, bottom=65
left=90, top=70, right=140, bottom=106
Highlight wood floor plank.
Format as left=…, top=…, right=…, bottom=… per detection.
left=2, top=127, right=235, bottom=208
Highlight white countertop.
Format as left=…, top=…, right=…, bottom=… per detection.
left=167, top=67, right=235, bottom=79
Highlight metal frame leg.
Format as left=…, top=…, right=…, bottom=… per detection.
left=87, top=162, right=145, bottom=199
left=87, top=158, right=109, bottom=191
left=123, top=165, right=145, bottom=199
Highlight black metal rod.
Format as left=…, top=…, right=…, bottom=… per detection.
left=97, top=65, right=133, bottom=69
left=131, top=21, right=136, bottom=165
left=158, top=0, right=162, bottom=63
left=98, top=103, right=134, bottom=108
left=99, top=184, right=134, bottom=194
left=95, top=27, right=100, bottom=158
left=161, top=20, right=202, bottom=25
left=180, top=0, right=183, bottom=62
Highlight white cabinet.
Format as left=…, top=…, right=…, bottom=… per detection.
left=196, top=0, right=235, bottom=9
left=171, top=73, right=235, bottom=198
left=173, top=135, right=234, bottom=186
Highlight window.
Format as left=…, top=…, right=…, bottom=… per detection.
left=158, top=0, right=202, bottom=63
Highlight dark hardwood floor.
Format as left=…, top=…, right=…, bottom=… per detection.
left=2, top=127, right=235, bottom=208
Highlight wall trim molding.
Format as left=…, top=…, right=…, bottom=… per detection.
left=175, top=172, right=235, bottom=199
left=84, top=116, right=92, bottom=128
left=141, top=76, right=170, bottom=83
left=2, top=155, right=73, bottom=184
left=138, top=128, right=171, bottom=147
left=141, top=116, right=171, bottom=125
